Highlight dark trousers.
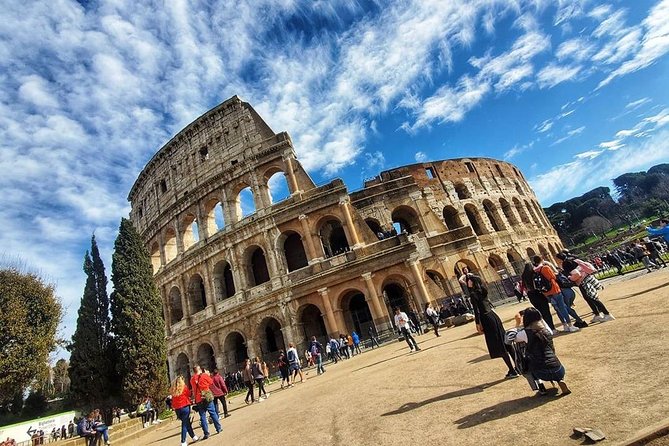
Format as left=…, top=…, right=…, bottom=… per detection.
left=369, top=336, right=380, bottom=348
left=578, top=285, right=610, bottom=315
left=650, top=252, right=667, bottom=267
left=244, top=381, right=254, bottom=403
left=256, top=378, right=267, bottom=398
left=400, top=327, right=419, bottom=350
left=213, top=395, right=228, bottom=416
left=527, top=290, right=555, bottom=331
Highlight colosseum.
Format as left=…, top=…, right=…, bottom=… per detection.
left=128, top=96, right=563, bottom=379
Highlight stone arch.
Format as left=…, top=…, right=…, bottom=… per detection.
left=181, top=213, right=199, bottom=250
left=281, top=231, right=308, bottom=272
left=203, top=197, right=224, bottom=236
left=175, top=353, right=190, bottom=381
left=499, top=198, right=519, bottom=226
left=391, top=205, right=422, bottom=234
left=223, top=331, right=248, bottom=370
left=526, top=247, right=537, bottom=259
left=382, top=278, right=412, bottom=314
left=454, top=182, right=471, bottom=199
left=365, top=218, right=384, bottom=238
left=150, top=241, right=161, bottom=273
left=482, top=199, right=506, bottom=232
left=513, top=197, right=531, bottom=224
left=443, top=206, right=464, bottom=230
left=188, top=273, right=207, bottom=313
left=169, top=286, right=183, bottom=323
left=339, top=289, right=373, bottom=336
left=464, top=204, right=486, bottom=236
left=213, top=260, right=236, bottom=300
left=525, top=200, right=541, bottom=226
left=538, top=244, right=551, bottom=260
left=515, top=181, right=526, bottom=196
left=506, top=248, right=524, bottom=275
left=318, top=217, right=350, bottom=258
left=265, top=168, right=291, bottom=204
left=164, top=227, right=178, bottom=263
left=258, top=317, right=285, bottom=356
left=246, top=245, right=270, bottom=286
left=454, top=258, right=478, bottom=278
left=425, top=269, right=451, bottom=296
left=532, top=201, right=549, bottom=227
left=234, top=183, right=256, bottom=218
left=196, top=342, right=216, bottom=372
left=488, top=253, right=505, bottom=271
left=297, top=303, right=327, bottom=344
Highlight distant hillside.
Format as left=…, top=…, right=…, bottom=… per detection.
left=544, top=163, right=669, bottom=245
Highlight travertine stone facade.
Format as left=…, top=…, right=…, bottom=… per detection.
left=128, top=96, right=562, bottom=379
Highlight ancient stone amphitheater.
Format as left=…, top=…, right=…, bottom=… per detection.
left=128, top=96, right=563, bottom=379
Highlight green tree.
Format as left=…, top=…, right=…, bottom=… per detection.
left=52, top=359, right=70, bottom=395
left=0, top=268, right=61, bottom=407
left=110, top=219, right=168, bottom=408
left=22, top=390, right=48, bottom=418
left=68, top=236, right=114, bottom=410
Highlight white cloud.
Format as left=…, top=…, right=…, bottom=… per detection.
left=537, top=63, right=582, bottom=88
left=574, top=150, right=604, bottom=159
left=536, top=119, right=553, bottom=133
left=415, top=151, right=428, bottom=162
left=556, top=38, right=595, bottom=61
left=626, top=97, right=652, bottom=109
left=551, top=125, right=585, bottom=145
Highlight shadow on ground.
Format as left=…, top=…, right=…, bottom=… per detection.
left=611, top=281, right=669, bottom=301
left=381, top=378, right=506, bottom=416
left=454, top=394, right=559, bottom=429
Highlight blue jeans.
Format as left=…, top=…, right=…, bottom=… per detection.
left=316, top=354, right=325, bottom=374
left=94, top=425, right=109, bottom=443
left=548, top=291, right=571, bottom=325
left=198, top=401, right=221, bottom=436
left=533, top=365, right=566, bottom=382
left=175, top=406, right=195, bottom=443
left=560, top=288, right=583, bottom=322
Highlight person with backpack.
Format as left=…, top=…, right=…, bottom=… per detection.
left=558, top=252, right=614, bottom=323
left=252, top=357, right=269, bottom=399
left=532, top=255, right=579, bottom=333
left=309, top=336, right=326, bottom=375
left=328, top=337, right=341, bottom=363
left=286, top=343, right=305, bottom=383
left=424, top=303, right=441, bottom=337
left=520, top=263, right=555, bottom=331
left=277, top=350, right=291, bottom=388
left=189, top=365, right=221, bottom=439
left=466, top=274, right=518, bottom=379
left=522, top=307, right=572, bottom=396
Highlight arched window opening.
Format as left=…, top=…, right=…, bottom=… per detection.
left=181, top=214, right=198, bottom=250
left=488, top=254, right=504, bottom=271
left=391, top=206, right=422, bottom=234
left=196, top=343, right=216, bottom=372
left=533, top=201, right=548, bottom=227
left=176, top=353, right=190, bottom=382
left=237, top=186, right=256, bottom=218
left=383, top=282, right=411, bottom=314
left=283, top=232, right=308, bottom=272
left=150, top=242, right=161, bottom=273
left=249, top=247, right=270, bottom=286
left=213, top=261, right=236, bottom=300
left=267, top=171, right=291, bottom=204
left=526, top=247, right=537, bottom=259
left=320, top=219, right=349, bottom=258
left=169, top=287, right=183, bottom=323
left=365, top=219, right=384, bottom=239
left=483, top=200, right=505, bottom=232
left=426, top=270, right=450, bottom=295
left=224, top=332, right=248, bottom=369
left=164, top=228, right=178, bottom=263
left=513, top=197, right=531, bottom=224
left=203, top=198, right=224, bottom=236
left=299, top=304, right=327, bottom=344
left=454, top=183, right=471, bottom=199
left=464, top=204, right=485, bottom=236
left=525, top=200, right=541, bottom=226
left=499, top=198, right=519, bottom=225
left=259, top=318, right=285, bottom=354
left=515, top=181, right=525, bottom=196
left=188, top=274, right=207, bottom=313
left=443, top=206, right=463, bottom=230
left=539, top=244, right=551, bottom=261
left=343, top=291, right=373, bottom=335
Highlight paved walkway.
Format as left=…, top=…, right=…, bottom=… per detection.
left=144, top=268, right=669, bottom=446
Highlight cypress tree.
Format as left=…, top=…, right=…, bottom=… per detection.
left=68, top=236, right=113, bottom=409
left=110, top=218, right=168, bottom=408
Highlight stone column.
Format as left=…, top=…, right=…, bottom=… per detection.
left=195, top=201, right=207, bottom=241
left=284, top=155, right=300, bottom=195
left=408, top=191, right=429, bottom=234
left=318, top=288, right=340, bottom=337
left=280, top=326, right=296, bottom=348
left=298, top=214, right=320, bottom=262
left=333, top=309, right=347, bottom=335
left=339, top=197, right=361, bottom=247
left=361, top=273, right=388, bottom=331
left=178, top=275, right=191, bottom=323
left=408, top=259, right=430, bottom=306
left=245, top=338, right=258, bottom=360
left=252, top=171, right=271, bottom=210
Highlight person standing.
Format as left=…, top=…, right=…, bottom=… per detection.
left=645, top=238, right=667, bottom=267
left=520, top=263, right=555, bottom=331
left=558, top=252, right=615, bottom=323
left=424, top=303, right=440, bottom=337
left=633, top=240, right=658, bottom=272
left=646, top=218, right=669, bottom=243
left=190, top=365, right=222, bottom=439
left=286, top=343, right=305, bottom=383
left=252, top=357, right=269, bottom=400
left=367, top=326, right=380, bottom=348
left=466, top=274, right=518, bottom=379
left=309, top=336, right=326, bottom=375
left=210, top=368, right=230, bottom=418
left=277, top=350, right=291, bottom=388
left=339, top=334, right=350, bottom=359
left=170, top=376, right=199, bottom=446
left=533, top=256, right=579, bottom=333
left=242, top=359, right=255, bottom=404
left=394, top=307, right=420, bottom=352
left=351, top=331, right=362, bottom=355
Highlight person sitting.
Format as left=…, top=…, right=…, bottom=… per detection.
left=78, top=411, right=110, bottom=446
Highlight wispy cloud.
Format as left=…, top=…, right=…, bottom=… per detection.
left=551, top=125, right=586, bottom=145
left=415, top=151, right=428, bottom=162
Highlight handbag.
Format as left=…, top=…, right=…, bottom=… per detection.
left=195, top=377, right=214, bottom=411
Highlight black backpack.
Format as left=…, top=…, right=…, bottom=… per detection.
left=533, top=269, right=552, bottom=293
left=556, top=272, right=575, bottom=289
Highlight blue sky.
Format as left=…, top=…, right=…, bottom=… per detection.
left=1, top=0, right=668, bottom=352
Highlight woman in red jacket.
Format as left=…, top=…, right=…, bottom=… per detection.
left=170, top=376, right=198, bottom=446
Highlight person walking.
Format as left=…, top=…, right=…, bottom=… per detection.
left=533, top=256, right=579, bottom=333
left=520, top=263, right=556, bottom=331
left=242, top=359, right=255, bottom=403
left=328, top=337, right=341, bottom=363
left=466, top=274, right=518, bottom=379
left=394, top=307, right=420, bottom=352
left=522, top=307, right=571, bottom=396
left=189, top=365, right=221, bottom=439
left=646, top=218, right=669, bottom=243
left=633, top=240, right=658, bottom=272
left=286, top=343, right=305, bottom=383
left=339, top=334, right=350, bottom=359
left=170, top=376, right=199, bottom=446
left=558, top=252, right=615, bottom=323
left=252, top=357, right=269, bottom=400
left=424, top=303, right=440, bottom=337
left=210, top=368, right=230, bottom=418
left=367, top=326, right=380, bottom=348
left=351, top=331, right=362, bottom=354
left=309, top=336, right=326, bottom=375
left=277, top=350, right=291, bottom=388
left=645, top=238, right=667, bottom=267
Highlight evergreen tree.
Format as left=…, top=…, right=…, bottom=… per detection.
left=68, top=236, right=113, bottom=409
left=110, top=218, right=168, bottom=408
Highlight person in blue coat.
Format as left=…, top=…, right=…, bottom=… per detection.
left=646, top=218, right=669, bottom=243
left=351, top=331, right=362, bottom=354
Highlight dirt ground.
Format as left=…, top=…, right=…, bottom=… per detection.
left=144, top=269, right=669, bottom=446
